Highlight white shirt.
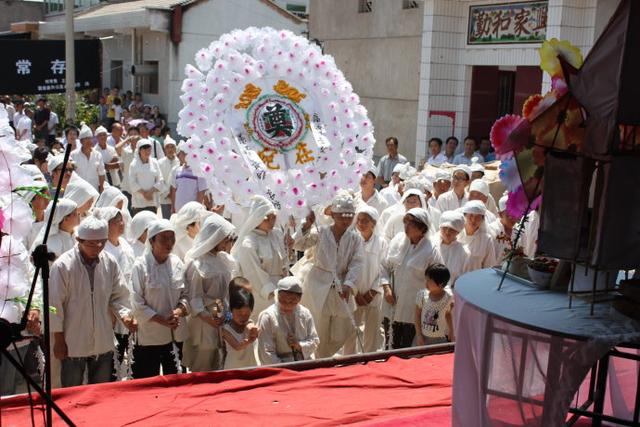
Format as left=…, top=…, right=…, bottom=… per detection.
left=355, top=190, right=389, bottom=215
left=381, top=233, right=443, bottom=324
left=380, top=184, right=401, bottom=206
left=453, top=152, right=485, bottom=165
left=131, top=251, right=189, bottom=346
left=97, top=144, right=121, bottom=187
left=106, top=135, right=121, bottom=147
left=432, top=234, right=469, bottom=287
left=435, top=190, right=468, bottom=213
left=158, top=157, right=179, bottom=204
left=426, top=153, right=448, bottom=166
left=16, top=116, right=32, bottom=141
left=13, top=111, right=25, bottom=126
left=170, top=165, right=207, bottom=212
left=105, top=238, right=136, bottom=335
left=48, top=111, right=59, bottom=135
left=120, top=146, right=136, bottom=192
left=71, top=148, right=105, bottom=191
left=416, top=288, right=453, bottom=338
left=257, top=303, right=319, bottom=364
left=458, top=226, right=497, bottom=271
left=293, top=225, right=364, bottom=316
left=50, top=247, right=131, bottom=357
left=223, top=323, right=257, bottom=369
left=355, top=234, right=387, bottom=296
left=234, top=229, right=287, bottom=315
left=128, top=157, right=164, bottom=208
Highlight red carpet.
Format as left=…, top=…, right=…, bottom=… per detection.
left=0, top=354, right=454, bottom=426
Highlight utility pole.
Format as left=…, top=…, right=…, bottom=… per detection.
left=64, top=0, right=76, bottom=124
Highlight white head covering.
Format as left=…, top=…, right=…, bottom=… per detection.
left=355, top=204, right=379, bottom=223
left=94, top=186, right=128, bottom=211
left=147, top=218, right=175, bottom=241
left=129, top=210, right=158, bottom=241
left=402, top=188, right=426, bottom=209
left=277, top=276, right=303, bottom=294
left=439, top=210, right=465, bottom=232
left=186, top=213, right=236, bottom=260
left=452, top=164, right=472, bottom=179
left=499, top=195, right=509, bottom=212
left=470, top=162, right=485, bottom=175
left=78, top=124, right=93, bottom=140
left=177, top=141, right=189, bottom=154
left=435, top=170, right=451, bottom=182
left=462, top=200, right=487, bottom=216
left=95, top=126, right=108, bottom=136
left=170, top=201, right=207, bottom=250
left=164, top=135, right=177, bottom=147
left=47, top=154, right=68, bottom=174
left=232, top=195, right=277, bottom=253
left=42, top=198, right=77, bottom=236
left=331, top=191, right=356, bottom=215
left=469, top=179, right=490, bottom=197
left=398, top=164, right=417, bottom=181
left=405, top=207, right=430, bottom=228
left=77, top=215, right=108, bottom=240
left=64, top=174, right=99, bottom=210
left=93, top=206, right=121, bottom=223
left=138, top=139, right=152, bottom=150
left=392, top=163, right=404, bottom=175
left=19, top=165, right=48, bottom=203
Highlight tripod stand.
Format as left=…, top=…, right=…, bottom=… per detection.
left=1, top=142, right=75, bottom=426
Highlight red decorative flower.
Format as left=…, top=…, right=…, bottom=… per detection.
left=490, top=114, right=530, bottom=156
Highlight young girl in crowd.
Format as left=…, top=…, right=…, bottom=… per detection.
left=414, top=264, right=454, bottom=346
left=221, top=286, right=258, bottom=369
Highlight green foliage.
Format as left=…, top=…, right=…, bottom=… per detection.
left=46, top=91, right=100, bottom=126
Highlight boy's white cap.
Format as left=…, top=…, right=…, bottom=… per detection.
left=277, top=276, right=303, bottom=294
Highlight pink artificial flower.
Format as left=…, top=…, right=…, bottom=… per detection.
left=506, top=186, right=542, bottom=219
left=490, top=114, right=531, bottom=157
left=0, top=207, right=5, bottom=231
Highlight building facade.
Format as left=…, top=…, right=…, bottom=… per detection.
left=310, top=0, right=621, bottom=164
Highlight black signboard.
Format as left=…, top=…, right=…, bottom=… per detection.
left=0, top=39, right=101, bottom=94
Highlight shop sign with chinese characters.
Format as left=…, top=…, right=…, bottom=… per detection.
left=468, top=1, right=548, bottom=45
left=0, top=39, right=101, bottom=94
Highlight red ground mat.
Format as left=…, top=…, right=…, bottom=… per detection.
left=0, top=354, right=454, bottom=426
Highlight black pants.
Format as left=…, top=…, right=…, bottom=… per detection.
left=383, top=318, right=416, bottom=349
left=132, top=342, right=183, bottom=379
left=111, top=333, right=129, bottom=381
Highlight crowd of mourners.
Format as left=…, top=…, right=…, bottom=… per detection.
left=1, top=92, right=540, bottom=395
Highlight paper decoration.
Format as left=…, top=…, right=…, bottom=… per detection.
left=177, top=27, right=375, bottom=217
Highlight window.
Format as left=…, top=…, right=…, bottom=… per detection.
left=358, top=0, right=372, bottom=13
left=402, top=0, right=421, bottom=9
left=141, top=61, right=159, bottom=95
left=286, top=3, right=308, bottom=19
left=497, top=71, right=516, bottom=118
left=110, top=60, right=123, bottom=90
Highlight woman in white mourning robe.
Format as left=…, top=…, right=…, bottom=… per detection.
left=232, top=195, right=288, bottom=317
left=94, top=185, right=132, bottom=236
left=31, top=199, right=79, bottom=258
left=182, top=213, right=238, bottom=372
left=170, top=201, right=207, bottom=261
left=383, top=189, right=426, bottom=242
left=64, top=173, right=99, bottom=218
left=343, top=205, right=388, bottom=354
left=432, top=210, right=469, bottom=288
left=128, top=210, right=158, bottom=259
left=458, top=200, right=498, bottom=271
left=381, top=208, right=443, bottom=349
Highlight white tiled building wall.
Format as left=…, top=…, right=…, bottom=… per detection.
left=415, top=0, right=608, bottom=164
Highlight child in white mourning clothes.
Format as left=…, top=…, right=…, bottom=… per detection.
left=257, top=277, right=319, bottom=364
left=414, top=264, right=454, bottom=346
left=343, top=205, right=388, bottom=354
left=432, top=210, right=469, bottom=288
left=222, top=284, right=258, bottom=369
